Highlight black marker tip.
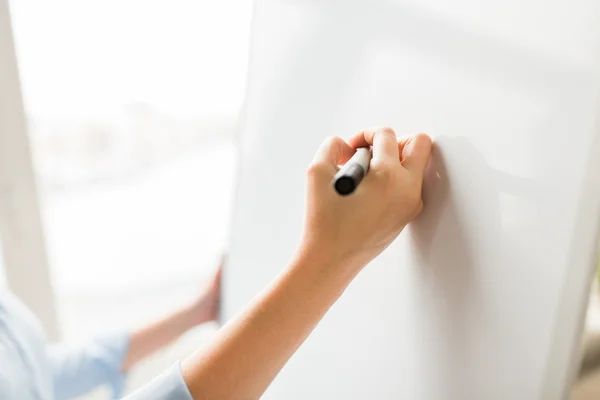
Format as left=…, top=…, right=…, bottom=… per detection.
left=333, top=164, right=365, bottom=195
left=334, top=176, right=356, bottom=195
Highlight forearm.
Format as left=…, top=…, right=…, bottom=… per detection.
left=123, top=130, right=431, bottom=399
left=181, top=250, right=359, bottom=400
left=122, top=304, right=199, bottom=371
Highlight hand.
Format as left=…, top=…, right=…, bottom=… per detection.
left=189, top=258, right=223, bottom=325
left=300, top=128, right=432, bottom=272
left=123, top=259, right=223, bottom=370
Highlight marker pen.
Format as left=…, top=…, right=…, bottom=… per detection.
left=333, top=147, right=372, bottom=195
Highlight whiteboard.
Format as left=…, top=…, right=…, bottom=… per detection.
left=222, top=1, right=600, bottom=399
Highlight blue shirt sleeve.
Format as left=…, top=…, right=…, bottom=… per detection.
left=122, top=363, right=193, bottom=400
left=48, top=331, right=130, bottom=400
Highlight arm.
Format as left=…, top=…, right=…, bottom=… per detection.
left=122, top=267, right=221, bottom=370
left=50, top=266, right=221, bottom=400
left=181, top=128, right=432, bottom=399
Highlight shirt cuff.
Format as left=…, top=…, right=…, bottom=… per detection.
left=48, top=330, right=130, bottom=400
left=123, top=363, right=193, bottom=400
left=100, top=331, right=130, bottom=399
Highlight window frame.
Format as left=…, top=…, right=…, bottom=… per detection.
left=0, top=0, right=59, bottom=341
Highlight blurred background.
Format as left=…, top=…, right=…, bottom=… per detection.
left=2, top=1, right=600, bottom=399
left=3, top=0, right=252, bottom=397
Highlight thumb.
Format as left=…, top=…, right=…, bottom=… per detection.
left=399, top=133, right=433, bottom=176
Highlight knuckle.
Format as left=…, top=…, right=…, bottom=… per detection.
left=380, top=126, right=396, bottom=135
left=411, top=132, right=433, bottom=148
left=413, top=132, right=432, bottom=145
left=306, top=162, right=327, bottom=177
left=377, top=126, right=396, bottom=138
left=379, top=166, right=395, bottom=181
left=323, top=135, right=343, bottom=147
left=371, top=159, right=395, bottom=177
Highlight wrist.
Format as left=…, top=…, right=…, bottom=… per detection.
left=293, top=240, right=365, bottom=281
left=181, top=302, right=205, bottom=329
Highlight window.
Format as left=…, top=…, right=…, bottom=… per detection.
left=9, top=0, right=252, bottom=338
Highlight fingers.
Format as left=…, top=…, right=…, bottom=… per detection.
left=213, top=265, right=222, bottom=282
left=311, top=136, right=355, bottom=174
left=348, top=127, right=399, bottom=163
left=311, top=130, right=432, bottom=180
left=398, top=133, right=433, bottom=176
